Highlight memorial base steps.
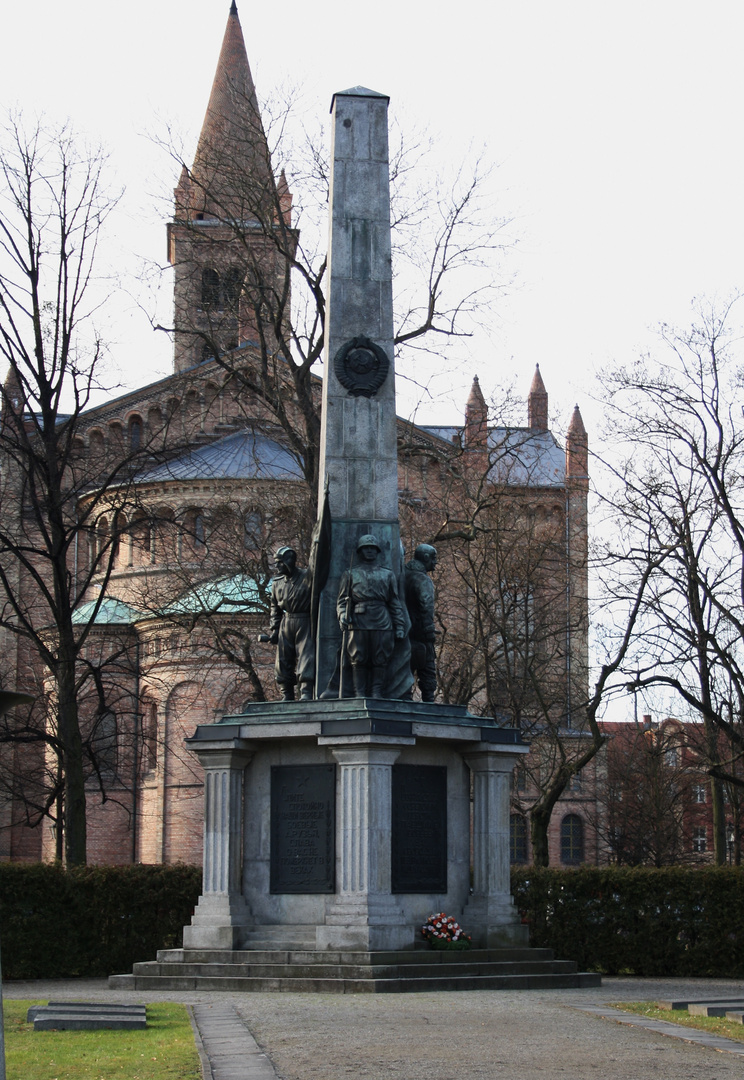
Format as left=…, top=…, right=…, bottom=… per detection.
left=109, top=946, right=601, bottom=993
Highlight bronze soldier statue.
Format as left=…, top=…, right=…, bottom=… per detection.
left=336, top=534, right=406, bottom=698
left=268, top=546, right=314, bottom=701
left=404, top=543, right=438, bottom=702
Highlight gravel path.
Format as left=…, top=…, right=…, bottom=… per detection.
left=5, top=976, right=744, bottom=1079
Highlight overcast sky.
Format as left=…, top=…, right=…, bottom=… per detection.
left=2, top=0, right=743, bottom=438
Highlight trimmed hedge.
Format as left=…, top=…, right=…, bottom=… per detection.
left=0, top=863, right=202, bottom=979
left=511, top=866, right=744, bottom=977
left=3, top=863, right=742, bottom=979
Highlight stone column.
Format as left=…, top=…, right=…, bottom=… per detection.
left=316, top=741, right=411, bottom=950
left=463, top=748, right=529, bottom=948
left=183, top=744, right=254, bottom=949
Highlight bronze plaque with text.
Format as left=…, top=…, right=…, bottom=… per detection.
left=270, top=765, right=335, bottom=893
left=391, top=764, right=447, bottom=893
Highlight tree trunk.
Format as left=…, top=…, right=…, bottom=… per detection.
left=56, top=652, right=87, bottom=866
left=704, top=718, right=727, bottom=865
left=530, top=807, right=551, bottom=867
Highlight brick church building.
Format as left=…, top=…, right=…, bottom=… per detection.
left=0, top=3, right=590, bottom=868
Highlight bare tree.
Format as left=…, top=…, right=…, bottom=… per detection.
left=0, top=115, right=168, bottom=864
left=598, top=297, right=744, bottom=863
left=396, top=387, right=654, bottom=866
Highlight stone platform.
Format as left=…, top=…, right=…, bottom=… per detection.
left=181, top=698, right=530, bottom=955
left=109, top=946, right=600, bottom=993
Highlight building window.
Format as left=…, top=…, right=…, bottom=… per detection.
left=96, top=516, right=109, bottom=560
left=223, top=266, right=243, bottom=308
left=560, top=814, right=584, bottom=865
left=92, top=710, right=118, bottom=778
left=142, top=701, right=158, bottom=772
left=201, top=267, right=221, bottom=309
left=664, top=746, right=679, bottom=769
left=569, top=769, right=583, bottom=793
left=194, top=512, right=206, bottom=549
left=512, top=764, right=527, bottom=793
left=691, top=783, right=707, bottom=804
left=244, top=510, right=263, bottom=549
left=129, top=415, right=142, bottom=451
left=510, top=814, right=528, bottom=864
left=692, top=827, right=707, bottom=853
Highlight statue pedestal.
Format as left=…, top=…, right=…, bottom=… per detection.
left=185, top=700, right=528, bottom=952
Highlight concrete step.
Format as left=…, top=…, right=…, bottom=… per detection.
left=29, top=1002, right=147, bottom=1031
left=111, top=944, right=600, bottom=994
left=110, top=970, right=600, bottom=993
left=134, top=958, right=579, bottom=980
left=688, top=1000, right=744, bottom=1017
left=156, top=946, right=557, bottom=966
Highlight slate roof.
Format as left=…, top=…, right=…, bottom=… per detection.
left=136, top=429, right=304, bottom=485
left=417, top=426, right=566, bottom=488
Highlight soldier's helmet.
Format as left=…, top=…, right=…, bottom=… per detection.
left=274, top=546, right=296, bottom=564
left=415, top=543, right=437, bottom=564
left=357, top=534, right=381, bottom=553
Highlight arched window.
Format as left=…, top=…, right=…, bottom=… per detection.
left=194, top=512, right=206, bottom=549
left=201, top=267, right=221, bottom=309
left=131, top=513, right=151, bottom=565
left=96, top=516, right=109, bottom=560
left=129, top=415, right=142, bottom=451
left=181, top=508, right=207, bottom=555
left=112, top=511, right=127, bottom=567
left=93, top=710, right=118, bottom=777
left=223, top=266, right=243, bottom=309
left=560, top=814, right=584, bottom=865
left=142, top=700, right=158, bottom=772
left=510, top=814, right=528, bottom=865
left=243, top=510, right=263, bottom=550
left=153, top=507, right=175, bottom=562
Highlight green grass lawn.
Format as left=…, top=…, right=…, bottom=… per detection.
left=3, top=1000, right=201, bottom=1080
left=614, top=1001, right=744, bottom=1044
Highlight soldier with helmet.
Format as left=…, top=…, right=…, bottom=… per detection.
left=404, top=543, right=438, bottom=702
left=268, top=546, right=314, bottom=701
left=336, top=534, right=407, bottom=698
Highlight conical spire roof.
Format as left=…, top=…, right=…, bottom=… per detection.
left=528, top=364, right=548, bottom=430
left=466, top=374, right=487, bottom=411
left=529, top=364, right=547, bottom=396
left=189, top=3, right=274, bottom=220
left=567, top=404, right=587, bottom=438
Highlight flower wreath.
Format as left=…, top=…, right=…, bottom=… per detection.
left=421, top=912, right=472, bottom=950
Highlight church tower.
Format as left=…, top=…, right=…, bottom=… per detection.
left=167, top=2, right=294, bottom=373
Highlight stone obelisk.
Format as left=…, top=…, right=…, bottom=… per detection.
left=315, top=87, right=409, bottom=696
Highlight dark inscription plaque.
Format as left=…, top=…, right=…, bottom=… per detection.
left=391, top=765, right=447, bottom=893
left=270, top=765, right=335, bottom=894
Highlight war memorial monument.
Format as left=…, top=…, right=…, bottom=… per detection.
left=112, top=87, right=598, bottom=991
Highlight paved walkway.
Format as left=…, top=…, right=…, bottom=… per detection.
left=5, top=976, right=744, bottom=1079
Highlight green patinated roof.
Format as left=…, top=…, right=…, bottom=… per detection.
left=164, top=574, right=266, bottom=616
left=72, top=597, right=142, bottom=626
left=72, top=574, right=265, bottom=628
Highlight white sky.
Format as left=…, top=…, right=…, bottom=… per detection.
left=2, top=0, right=742, bottom=440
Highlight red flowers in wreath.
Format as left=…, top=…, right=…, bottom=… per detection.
left=421, top=912, right=472, bottom=946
